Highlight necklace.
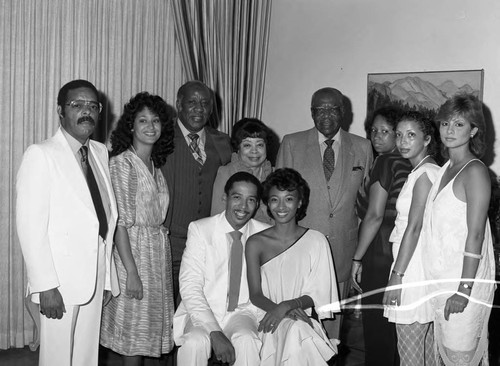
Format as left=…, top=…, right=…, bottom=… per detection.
left=412, top=155, right=431, bottom=172
left=130, top=145, right=155, bottom=177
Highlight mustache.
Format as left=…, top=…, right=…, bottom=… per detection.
left=77, top=116, right=95, bottom=125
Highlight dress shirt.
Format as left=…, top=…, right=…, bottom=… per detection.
left=177, top=120, right=207, bottom=164
left=317, top=129, right=341, bottom=167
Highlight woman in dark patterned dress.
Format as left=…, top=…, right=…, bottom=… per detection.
left=351, top=106, right=412, bottom=366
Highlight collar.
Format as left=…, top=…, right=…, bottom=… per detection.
left=61, top=126, right=89, bottom=155
left=220, top=212, right=251, bottom=236
left=177, top=119, right=206, bottom=141
left=317, top=128, right=342, bottom=145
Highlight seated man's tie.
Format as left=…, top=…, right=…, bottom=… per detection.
left=80, top=146, right=108, bottom=238
left=227, top=230, right=243, bottom=311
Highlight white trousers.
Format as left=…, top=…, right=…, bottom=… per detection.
left=38, top=239, right=105, bottom=366
left=177, top=310, right=261, bottom=366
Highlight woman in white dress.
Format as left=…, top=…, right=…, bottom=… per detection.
left=382, top=111, right=440, bottom=366
left=245, top=168, right=340, bottom=365
left=421, top=94, right=495, bottom=365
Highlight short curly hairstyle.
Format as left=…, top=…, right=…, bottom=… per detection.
left=110, top=92, right=174, bottom=167
left=231, top=118, right=270, bottom=153
left=397, top=110, right=440, bottom=157
left=262, top=168, right=310, bottom=221
left=57, top=79, right=99, bottom=117
left=365, top=105, right=402, bottom=137
left=436, top=93, right=486, bottom=158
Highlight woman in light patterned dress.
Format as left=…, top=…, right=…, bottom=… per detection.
left=100, top=92, right=175, bottom=365
left=421, top=94, right=495, bottom=366
left=382, top=111, right=440, bottom=366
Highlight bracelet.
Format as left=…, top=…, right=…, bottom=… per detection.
left=460, top=282, right=473, bottom=290
left=391, top=269, right=405, bottom=278
left=463, top=251, right=483, bottom=259
left=352, top=258, right=362, bottom=263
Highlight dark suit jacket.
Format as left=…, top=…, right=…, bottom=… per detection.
left=276, top=127, right=373, bottom=282
left=161, top=122, right=231, bottom=261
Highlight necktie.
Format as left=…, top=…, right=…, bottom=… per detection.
left=227, top=230, right=243, bottom=311
left=323, top=139, right=335, bottom=181
left=188, top=133, right=204, bottom=165
left=80, top=146, right=108, bottom=238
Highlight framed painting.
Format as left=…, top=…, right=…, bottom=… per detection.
left=367, top=69, right=484, bottom=118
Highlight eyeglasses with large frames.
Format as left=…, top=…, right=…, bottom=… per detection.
left=65, top=100, right=102, bottom=113
left=311, top=106, right=341, bottom=116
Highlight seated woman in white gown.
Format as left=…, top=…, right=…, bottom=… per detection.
left=245, top=168, right=340, bottom=366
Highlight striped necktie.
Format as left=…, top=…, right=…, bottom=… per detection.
left=188, top=133, right=204, bottom=165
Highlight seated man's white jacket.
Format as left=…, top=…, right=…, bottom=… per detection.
left=174, top=212, right=269, bottom=343
left=16, top=128, right=120, bottom=305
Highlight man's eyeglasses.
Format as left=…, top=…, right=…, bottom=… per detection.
left=65, top=100, right=102, bottom=113
left=311, top=106, right=341, bottom=116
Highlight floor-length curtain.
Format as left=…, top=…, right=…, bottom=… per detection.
left=172, top=0, right=273, bottom=133
left=0, top=0, right=183, bottom=349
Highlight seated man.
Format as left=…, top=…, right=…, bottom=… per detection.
left=174, top=172, right=270, bottom=366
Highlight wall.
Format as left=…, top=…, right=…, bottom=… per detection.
left=262, top=0, right=500, bottom=174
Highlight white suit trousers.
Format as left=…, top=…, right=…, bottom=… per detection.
left=38, top=239, right=106, bottom=366
left=177, top=310, right=261, bottom=366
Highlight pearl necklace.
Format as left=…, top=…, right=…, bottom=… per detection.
left=412, top=155, right=431, bottom=172
left=130, top=145, right=155, bottom=177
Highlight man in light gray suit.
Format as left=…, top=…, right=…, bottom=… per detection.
left=276, top=87, right=373, bottom=340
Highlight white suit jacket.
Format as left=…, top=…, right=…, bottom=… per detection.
left=16, top=128, right=119, bottom=305
left=173, top=212, right=269, bottom=342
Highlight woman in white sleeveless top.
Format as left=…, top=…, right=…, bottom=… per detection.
left=420, top=94, right=495, bottom=366
left=383, top=111, right=440, bottom=366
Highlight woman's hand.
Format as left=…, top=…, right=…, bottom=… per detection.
left=286, top=308, right=313, bottom=328
left=125, top=271, right=143, bottom=300
left=383, top=275, right=402, bottom=306
left=258, top=301, right=292, bottom=333
left=350, top=261, right=363, bottom=294
left=444, top=291, right=470, bottom=321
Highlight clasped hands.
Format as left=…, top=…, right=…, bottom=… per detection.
left=258, top=300, right=312, bottom=334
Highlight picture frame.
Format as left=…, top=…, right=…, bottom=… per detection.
left=367, top=69, right=484, bottom=118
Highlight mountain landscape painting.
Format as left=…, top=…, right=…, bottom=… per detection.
left=367, top=70, right=483, bottom=118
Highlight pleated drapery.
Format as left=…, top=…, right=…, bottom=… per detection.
left=0, top=0, right=183, bottom=349
left=172, top=0, right=273, bottom=133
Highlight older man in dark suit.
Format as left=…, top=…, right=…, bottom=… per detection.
left=161, top=81, right=232, bottom=307
left=276, top=87, right=373, bottom=341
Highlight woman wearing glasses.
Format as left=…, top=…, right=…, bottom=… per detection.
left=100, top=92, right=175, bottom=365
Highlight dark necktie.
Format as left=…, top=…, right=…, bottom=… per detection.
left=323, top=139, right=335, bottom=181
left=188, top=133, right=204, bottom=165
left=227, top=230, right=243, bottom=311
left=80, top=146, right=108, bottom=239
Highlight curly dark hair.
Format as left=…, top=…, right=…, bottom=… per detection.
left=436, top=93, right=486, bottom=158
left=110, top=92, right=174, bottom=167
left=262, top=168, right=310, bottom=221
left=397, top=110, right=440, bottom=157
left=231, top=118, right=271, bottom=153
left=364, top=105, right=402, bottom=137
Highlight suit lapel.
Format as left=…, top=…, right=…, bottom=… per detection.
left=304, top=129, right=332, bottom=206
left=330, top=130, right=355, bottom=211
left=51, top=129, right=96, bottom=215
left=89, top=141, right=117, bottom=226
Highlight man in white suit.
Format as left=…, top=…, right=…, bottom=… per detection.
left=16, top=79, right=119, bottom=366
left=174, top=172, right=269, bottom=366
left=276, top=87, right=373, bottom=340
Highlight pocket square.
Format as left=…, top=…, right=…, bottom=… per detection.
left=352, top=166, right=363, bottom=171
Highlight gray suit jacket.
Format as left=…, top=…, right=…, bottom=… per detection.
left=276, top=127, right=373, bottom=282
